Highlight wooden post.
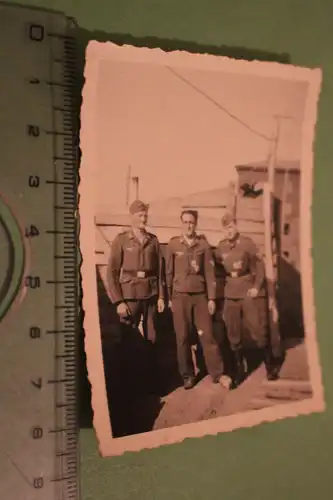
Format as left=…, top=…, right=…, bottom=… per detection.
left=263, top=184, right=281, bottom=356
left=132, top=176, right=139, bottom=200
left=228, top=180, right=238, bottom=219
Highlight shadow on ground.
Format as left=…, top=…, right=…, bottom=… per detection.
left=80, top=267, right=238, bottom=435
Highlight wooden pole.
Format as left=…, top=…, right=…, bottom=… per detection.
left=132, top=176, right=139, bottom=200
left=263, top=184, right=280, bottom=353
left=264, top=126, right=282, bottom=357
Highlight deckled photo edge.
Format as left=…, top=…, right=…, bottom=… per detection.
left=79, top=41, right=325, bottom=458
left=299, top=67, right=325, bottom=410
left=79, top=47, right=114, bottom=456
left=86, top=38, right=319, bottom=82
left=99, top=397, right=323, bottom=458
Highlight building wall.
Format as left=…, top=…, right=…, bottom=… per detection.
left=236, top=164, right=303, bottom=339
left=95, top=167, right=304, bottom=341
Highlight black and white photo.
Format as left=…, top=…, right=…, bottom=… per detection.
left=79, top=41, right=324, bottom=457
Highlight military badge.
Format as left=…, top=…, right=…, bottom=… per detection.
left=191, top=260, right=200, bottom=273
left=233, top=260, right=243, bottom=270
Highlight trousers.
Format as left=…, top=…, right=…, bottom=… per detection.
left=171, top=293, right=224, bottom=382
left=120, top=297, right=157, bottom=343
left=223, top=297, right=268, bottom=351
left=118, top=297, right=160, bottom=395
left=213, top=299, right=236, bottom=377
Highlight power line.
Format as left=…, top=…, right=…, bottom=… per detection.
left=166, top=65, right=273, bottom=142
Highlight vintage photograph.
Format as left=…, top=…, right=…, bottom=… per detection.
left=79, top=41, right=324, bottom=457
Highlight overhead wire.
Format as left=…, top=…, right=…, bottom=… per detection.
left=165, top=65, right=273, bottom=142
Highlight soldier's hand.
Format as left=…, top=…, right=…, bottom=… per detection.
left=157, top=298, right=165, bottom=313
left=247, top=287, right=259, bottom=298
left=208, top=300, right=216, bottom=316
left=168, top=300, right=172, bottom=311
left=116, top=302, right=130, bottom=317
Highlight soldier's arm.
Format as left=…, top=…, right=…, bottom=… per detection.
left=106, top=235, right=124, bottom=305
left=165, top=241, right=174, bottom=300
left=203, top=242, right=217, bottom=301
left=248, top=239, right=265, bottom=291
left=155, top=238, right=165, bottom=300
left=213, top=242, right=223, bottom=265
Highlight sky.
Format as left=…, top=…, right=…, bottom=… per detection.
left=92, top=58, right=308, bottom=214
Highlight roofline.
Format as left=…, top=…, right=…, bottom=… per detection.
left=182, top=204, right=228, bottom=209
left=236, top=164, right=300, bottom=174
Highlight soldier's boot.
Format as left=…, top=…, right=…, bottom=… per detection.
left=217, top=374, right=233, bottom=390
left=183, top=376, right=196, bottom=390
left=264, top=349, right=280, bottom=381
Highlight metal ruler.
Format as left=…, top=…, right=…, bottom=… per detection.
left=0, top=4, right=79, bottom=500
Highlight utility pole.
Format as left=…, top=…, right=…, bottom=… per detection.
left=268, top=114, right=295, bottom=189
left=265, top=114, right=296, bottom=359
left=132, top=176, right=139, bottom=200
left=126, top=164, right=131, bottom=207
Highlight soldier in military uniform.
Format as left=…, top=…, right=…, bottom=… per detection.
left=107, top=200, right=165, bottom=391
left=215, top=213, right=279, bottom=384
left=166, top=209, right=232, bottom=390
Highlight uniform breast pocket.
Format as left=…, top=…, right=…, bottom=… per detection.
left=233, top=251, right=249, bottom=273
left=175, top=251, right=186, bottom=261
left=143, top=244, right=158, bottom=269
left=122, top=246, right=139, bottom=270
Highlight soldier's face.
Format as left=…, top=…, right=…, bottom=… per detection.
left=224, top=222, right=238, bottom=240
left=181, top=214, right=197, bottom=237
left=132, top=210, right=148, bottom=229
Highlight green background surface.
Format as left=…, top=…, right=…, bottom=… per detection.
left=4, top=1, right=333, bottom=499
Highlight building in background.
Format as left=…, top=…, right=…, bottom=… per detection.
left=95, top=161, right=303, bottom=343
left=235, top=160, right=303, bottom=342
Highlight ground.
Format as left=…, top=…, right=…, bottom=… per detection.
left=154, top=341, right=312, bottom=431
left=101, top=318, right=312, bottom=438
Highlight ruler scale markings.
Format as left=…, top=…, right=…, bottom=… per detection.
left=49, top=29, right=65, bottom=498
left=0, top=8, right=79, bottom=500
left=48, top=15, right=78, bottom=500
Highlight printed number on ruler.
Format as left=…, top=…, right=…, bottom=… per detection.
left=22, top=16, right=77, bottom=500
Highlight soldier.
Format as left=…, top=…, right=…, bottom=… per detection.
left=107, top=200, right=165, bottom=391
left=166, top=209, right=232, bottom=390
left=215, top=212, right=279, bottom=384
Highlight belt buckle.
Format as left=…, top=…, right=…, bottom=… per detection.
left=230, top=271, right=238, bottom=278
left=137, top=271, right=146, bottom=278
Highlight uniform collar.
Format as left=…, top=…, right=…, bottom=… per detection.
left=128, top=228, right=150, bottom=242
left=180, top=233, right=199, bottom=247
left=227, top=234, right=240, bottom=248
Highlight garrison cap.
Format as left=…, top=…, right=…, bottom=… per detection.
left=221, top=212, right=236, bottom=227
left=129, top=199, right=149, bottom=215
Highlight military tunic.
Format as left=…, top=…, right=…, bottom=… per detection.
left=215, top=235, right=268, bottom=351
left=107, top=229, right=164, bottom=343
left=166, top=234, right=224, bottom=382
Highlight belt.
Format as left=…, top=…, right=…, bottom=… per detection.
left=226, top=272, right=251, bottom=279
left=122, top=270, right=156, bottom=279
